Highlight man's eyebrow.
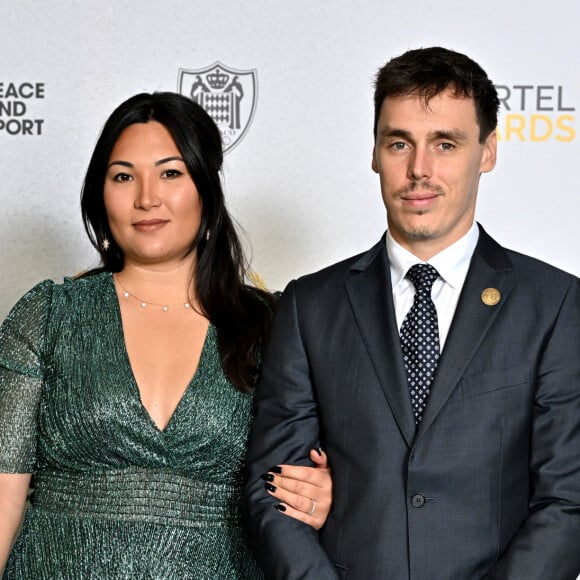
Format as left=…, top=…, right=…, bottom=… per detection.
left=377, top=128, right=469, bottom=142
left=378, top=128, right=412, bottom=139
left=430, top=129, right=468, bottom=141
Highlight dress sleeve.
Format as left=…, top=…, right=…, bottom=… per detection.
left=0, top=280, right=54, bottom=472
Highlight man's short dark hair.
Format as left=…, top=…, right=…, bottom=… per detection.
left=373, top=47, right=499, bottom=143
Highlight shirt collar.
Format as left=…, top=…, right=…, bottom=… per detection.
left=386, top=223, right=479, bottom=289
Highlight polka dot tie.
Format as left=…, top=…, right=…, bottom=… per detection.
left=400, top=264, right=440, bottom=424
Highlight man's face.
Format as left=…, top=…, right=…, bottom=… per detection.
left=372, top=89, right=496, bottom=260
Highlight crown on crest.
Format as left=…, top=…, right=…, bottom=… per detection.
left=207, top=68, right=230, bottom=89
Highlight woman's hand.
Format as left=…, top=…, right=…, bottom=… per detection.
left=260, top=448, right=332, bottom=530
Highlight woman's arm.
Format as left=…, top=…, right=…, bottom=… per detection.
left=0, top=282, right=53, bottom=572
left=0, top=473, right=31, bottom=573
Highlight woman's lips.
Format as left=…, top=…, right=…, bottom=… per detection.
left=132, top=219, right=169, bottom=232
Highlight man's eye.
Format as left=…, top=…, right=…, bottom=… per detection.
left=391, top=142, right=407, bottom=151
left=440, top=142, right=455, bottom=151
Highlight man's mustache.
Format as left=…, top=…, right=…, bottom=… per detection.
left=395, top=181, right=444, bottom=196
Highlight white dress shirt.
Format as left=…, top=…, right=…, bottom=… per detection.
left=386, top=223, right=479, bottom=351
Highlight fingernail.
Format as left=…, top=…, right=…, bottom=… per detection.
left=268, top=466, right=282, bottom=474
left=260, top=473, right=274, bottom=482
left=264, top=483, right=277, bottom=493
left=275, top=504, right=286, bottom=512
left=315, top=447, right=322, bottom=456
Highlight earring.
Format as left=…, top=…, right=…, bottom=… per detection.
left=205, top=229, right=211, bottom=241
left=102, top=237, right=111, bottom=251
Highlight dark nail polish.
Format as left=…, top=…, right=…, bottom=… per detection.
left=268, top=466, right=282, bottom=474
left=260, top=473, right=274, bottom=482
left=264, top=483, right=277, bottom=493
left=275, top=504, right=286, bottom=512
left=315, top=447, right=322, bottom=456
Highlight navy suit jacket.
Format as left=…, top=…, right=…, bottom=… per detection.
left=245, top=225, right=580, bottom=580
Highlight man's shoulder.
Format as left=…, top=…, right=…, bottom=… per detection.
left=478, top=225, right=577, bottom=285
left=505, top=248, right=577, bottom=281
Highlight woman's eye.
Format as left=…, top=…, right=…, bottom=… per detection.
left=162, top=169, right=183, bottom=179
left=113, top=173, right=132, bottom=182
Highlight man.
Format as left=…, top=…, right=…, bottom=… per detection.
left=245, top=47, right=580, bottom=579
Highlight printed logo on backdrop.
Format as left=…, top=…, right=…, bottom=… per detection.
left=0, top=82, right=45, bottom=136
left=178, top=62, right=257, bottom=153
left=496, top=84, right=575, bottom=142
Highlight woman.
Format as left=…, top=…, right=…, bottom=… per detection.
left=0, top=92, right=331, bottom=578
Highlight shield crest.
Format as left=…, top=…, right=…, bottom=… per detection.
left=178, top=62, right=258, bottom=153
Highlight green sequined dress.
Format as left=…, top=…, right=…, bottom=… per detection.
left=0, top=272, right=264, bottom=579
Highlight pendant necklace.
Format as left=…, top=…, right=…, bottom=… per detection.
left=115, top=276, right=191, bottom=312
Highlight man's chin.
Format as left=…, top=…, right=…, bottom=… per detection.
left=398, top=223, right=440, bottom=242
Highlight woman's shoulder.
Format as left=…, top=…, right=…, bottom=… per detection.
left=4, top=272, right=112, bottom=323
left=4, top=278, right=57, bottom=321
left=61, top=270, right=112, bottom=291
left=49, top=272, right=115, bottom=318
left=0, top=279, right=57, bottom=355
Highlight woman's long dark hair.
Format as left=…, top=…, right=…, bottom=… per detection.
left=80, top=92, right=275, bottom=393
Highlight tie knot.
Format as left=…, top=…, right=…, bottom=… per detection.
left=406, top=263, right=439, bottom=293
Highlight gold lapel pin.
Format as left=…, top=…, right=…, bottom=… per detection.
left=481, top=287, right=501, bottom=306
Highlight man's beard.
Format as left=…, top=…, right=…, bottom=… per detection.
left=392, top=180, right=444, bottom=241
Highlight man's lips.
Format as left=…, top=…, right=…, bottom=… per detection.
left=401, top=192, right=440, bottom=208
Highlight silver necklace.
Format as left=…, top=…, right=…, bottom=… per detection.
left=115, top=277, right=191, bottom=312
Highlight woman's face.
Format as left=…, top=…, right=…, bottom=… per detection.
left=103, top=121, right=202, bottom=269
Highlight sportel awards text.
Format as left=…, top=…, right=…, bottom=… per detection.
left=496, top=85, right=575, bottom=142
left=0, top=82, right=45, bottom=136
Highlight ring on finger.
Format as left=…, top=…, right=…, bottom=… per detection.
left=307, top=498, right=316, bottom=516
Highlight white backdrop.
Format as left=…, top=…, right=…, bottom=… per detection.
left=0, top=0, right=578, bottom=319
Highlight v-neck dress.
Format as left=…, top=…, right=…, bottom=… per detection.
left=0, top=272, right=264, bottom=579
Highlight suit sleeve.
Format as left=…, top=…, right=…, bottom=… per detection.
left=486, top=276, right=580, bottom=580
left=244, top=280, right=338, bottom=580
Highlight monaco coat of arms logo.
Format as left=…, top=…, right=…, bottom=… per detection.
left=178, top=62, right=258, bottom=153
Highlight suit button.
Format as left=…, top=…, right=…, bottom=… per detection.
left=411, top=494, right=426, bottom=508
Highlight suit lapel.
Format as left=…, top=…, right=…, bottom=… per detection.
left=345, top=239, right=416, bottom=446
left=415, top=226, right=516, bottom=442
